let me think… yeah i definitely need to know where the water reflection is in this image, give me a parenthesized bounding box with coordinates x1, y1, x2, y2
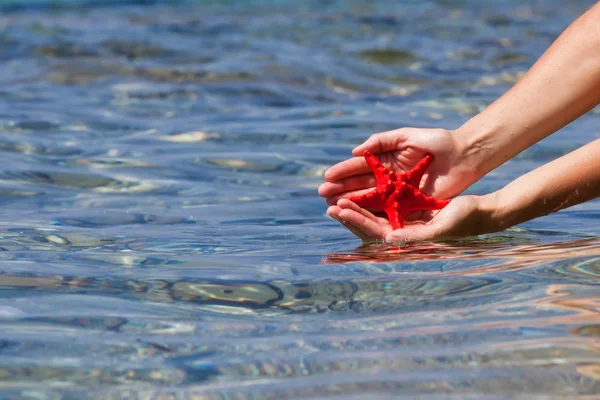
(1, 238, 600, 317)
(324, 236, 600, 273)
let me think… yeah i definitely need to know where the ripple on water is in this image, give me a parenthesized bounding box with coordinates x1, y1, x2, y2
(54, 213, 194, 228)
(357, 48, 419, 65)
(0, 187, 43, 204)
(0, 170, 173, 194)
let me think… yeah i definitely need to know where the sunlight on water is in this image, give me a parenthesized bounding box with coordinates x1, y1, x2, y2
(0, 0, 599, 398)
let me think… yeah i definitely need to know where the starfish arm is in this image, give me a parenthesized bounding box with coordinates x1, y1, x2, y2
(350, 151, 450, 232)
(385, 205, 404, 230)
(405, 188, 451, 211)
(405, 153, 433, 188)
(348, 189, 386, 210)
(363, 150, 397, 187)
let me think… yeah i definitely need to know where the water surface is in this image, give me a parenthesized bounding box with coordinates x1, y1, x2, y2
(1, 0, 600, 398)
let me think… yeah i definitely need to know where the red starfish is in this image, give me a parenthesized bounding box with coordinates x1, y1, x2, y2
(348, 150, 450, 229)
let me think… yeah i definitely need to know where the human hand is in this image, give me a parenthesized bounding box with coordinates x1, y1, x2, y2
(318, 128, 477, 206)
(327, 195, 496, 243)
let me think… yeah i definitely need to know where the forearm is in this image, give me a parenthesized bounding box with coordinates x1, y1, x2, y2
(456, 2, 600, 179)
(483, 139, 600, 230)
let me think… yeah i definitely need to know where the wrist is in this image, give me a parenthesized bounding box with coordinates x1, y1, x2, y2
(478, 190, 516, 233)
(452, 118, 506, 181)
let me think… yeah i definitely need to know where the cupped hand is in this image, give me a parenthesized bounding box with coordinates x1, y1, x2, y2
(318, 128, 477, 206)
(327, 196, 494, 243)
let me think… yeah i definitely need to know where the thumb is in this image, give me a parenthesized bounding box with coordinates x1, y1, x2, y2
(352, 129, 408, 156)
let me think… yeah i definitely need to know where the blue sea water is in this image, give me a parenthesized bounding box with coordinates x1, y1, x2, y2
(0, 0, 599, 398)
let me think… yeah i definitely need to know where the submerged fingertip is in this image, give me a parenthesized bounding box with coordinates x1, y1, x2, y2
(386, 231, 410, 242)
(387, 237, 411, 245)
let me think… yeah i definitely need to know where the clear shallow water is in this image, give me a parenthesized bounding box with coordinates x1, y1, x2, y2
(0, 0, 600, 398)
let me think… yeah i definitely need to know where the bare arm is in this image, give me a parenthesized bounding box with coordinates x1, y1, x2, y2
(320, 3, 600, 207)
(328, 3, 600, 241)
(324, 2, 600, 242)
(487, 139, 600, 230)
(457, 2, 600, 180)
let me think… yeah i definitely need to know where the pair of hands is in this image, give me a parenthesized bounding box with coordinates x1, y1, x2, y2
(319, 128, 493, 242)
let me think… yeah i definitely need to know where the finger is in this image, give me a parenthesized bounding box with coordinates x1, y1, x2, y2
(336, 198, 380, 223)
(338, 208, 387, 239)
(323, 157, 370, 182)
(336, 197, 399, 223)
(352, 129, 408, 156)
(325, 187, 374, 206)
(327, 206, 373, 242)
(318, 173, 376, 198)
(385, 223, 441, 242)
